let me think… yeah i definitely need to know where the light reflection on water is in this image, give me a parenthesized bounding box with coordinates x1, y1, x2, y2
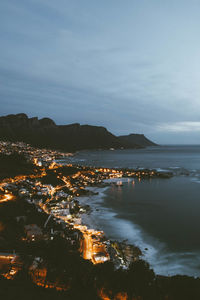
(72, 145, 200, 172)
(80, 177, 200, 276)
(63, 146, 200, 276)
(100, 177, 200, 276)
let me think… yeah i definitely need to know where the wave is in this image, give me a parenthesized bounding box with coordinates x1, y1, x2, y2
(77, 181, 200, 277)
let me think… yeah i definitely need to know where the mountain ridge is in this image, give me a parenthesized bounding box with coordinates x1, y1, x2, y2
(118, 133, 157, 147)
(0, 113, 157, 152)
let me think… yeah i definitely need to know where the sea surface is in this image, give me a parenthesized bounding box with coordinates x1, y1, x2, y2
(60, 145, 200, 276)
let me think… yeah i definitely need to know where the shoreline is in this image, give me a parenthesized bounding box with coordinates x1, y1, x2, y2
(1, 140, 200, 277)
(76, 177, 200, 277)
(1, 160, 200, 276)
(2, 142, 200, 299)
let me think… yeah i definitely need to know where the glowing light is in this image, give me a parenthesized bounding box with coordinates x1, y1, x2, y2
(0, 193, 14, 203)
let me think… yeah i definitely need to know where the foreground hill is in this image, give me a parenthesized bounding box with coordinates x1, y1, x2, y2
(0, 153, 37, 180)
(0, 113, 157, 151)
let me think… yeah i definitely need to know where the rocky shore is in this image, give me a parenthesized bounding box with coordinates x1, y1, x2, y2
(2, 141, 200, 300)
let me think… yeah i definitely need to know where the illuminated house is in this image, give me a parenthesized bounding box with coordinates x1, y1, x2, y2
(24, 224, 43, 241)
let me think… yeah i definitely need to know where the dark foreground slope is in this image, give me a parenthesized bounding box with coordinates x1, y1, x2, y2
(0, 153, 36, 179)
(0, 114, 157, 151)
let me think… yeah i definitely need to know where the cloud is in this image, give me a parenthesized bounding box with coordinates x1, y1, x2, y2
(156, 122, 200, 133)
(1, 0, 200, 143)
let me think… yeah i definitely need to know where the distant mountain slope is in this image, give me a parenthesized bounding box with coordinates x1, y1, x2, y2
(0, 113, 123, 151)
(0, 113, 157, 151)
(119, 133, 157, 147)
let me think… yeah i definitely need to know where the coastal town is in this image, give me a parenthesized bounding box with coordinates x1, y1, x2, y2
(0, 140, 174, 298)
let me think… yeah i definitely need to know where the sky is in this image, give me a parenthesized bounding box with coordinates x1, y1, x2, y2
(1, 0, 200, 144)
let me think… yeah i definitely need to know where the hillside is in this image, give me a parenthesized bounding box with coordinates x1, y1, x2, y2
(119, 133, 157, 147)
(0, 114, 157, 151)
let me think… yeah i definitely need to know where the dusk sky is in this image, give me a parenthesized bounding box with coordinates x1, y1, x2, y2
(1, 0, 200, 144)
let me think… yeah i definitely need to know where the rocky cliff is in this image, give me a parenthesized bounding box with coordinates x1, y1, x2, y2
(118, 133, 157, 147)
(0, 114, 157, 151)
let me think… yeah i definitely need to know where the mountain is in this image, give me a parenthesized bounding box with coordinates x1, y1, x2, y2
(118, 133, 157, 147)
(0, 113, 157, 151)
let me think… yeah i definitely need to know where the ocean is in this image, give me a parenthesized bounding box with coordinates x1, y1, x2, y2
(61, 145, 200, 276)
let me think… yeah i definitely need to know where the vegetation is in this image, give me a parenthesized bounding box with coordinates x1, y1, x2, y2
(1, 196, 200, 300)
(0, 152, 36, 179)
(0, 149, 200, 299)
